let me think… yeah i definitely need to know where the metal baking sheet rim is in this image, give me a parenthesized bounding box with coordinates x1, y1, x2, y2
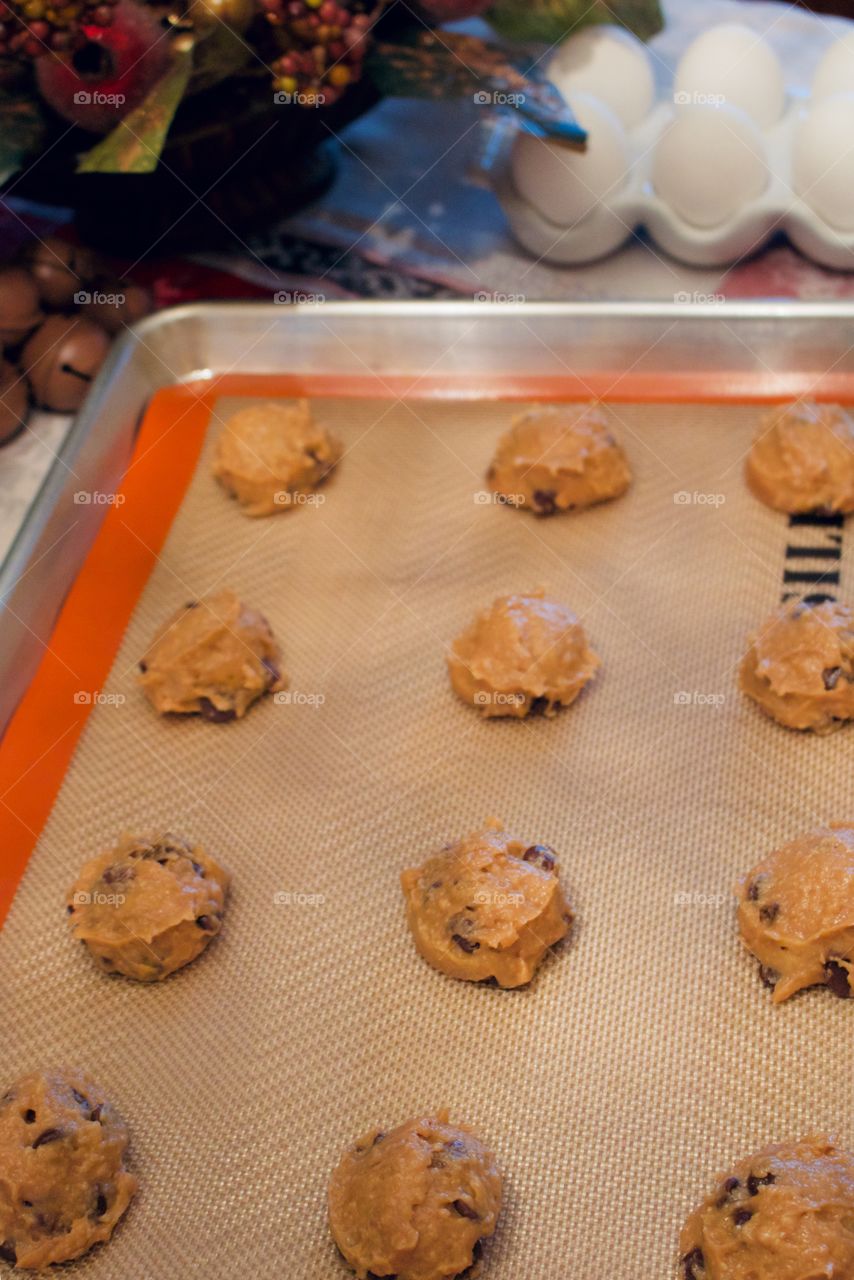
(3, 297, 854, 735)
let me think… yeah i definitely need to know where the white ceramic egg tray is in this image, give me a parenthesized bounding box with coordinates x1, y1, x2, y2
(497, 98, 854, 271)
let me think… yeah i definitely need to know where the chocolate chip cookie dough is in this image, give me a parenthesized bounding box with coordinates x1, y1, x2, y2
(328, 1113, 501, 1280)
(746, 400, 854, 514)
(486, 402, 631, 516)
(679, 1136, 854, 1280)
(67, 832, 230, 981)
(0, 1068, 136, 1270)
(447, 589, 599, 718)
(737, 824, 854, 1003)
(138, 589, 286, 721)
(401, 818, 572, 987)
(212, 400, 341, 517)
(739, 600, 854, 733)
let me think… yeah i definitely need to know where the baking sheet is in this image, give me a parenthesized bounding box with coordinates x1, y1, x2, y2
(0, 411, 74, 565)
(2, 393, 853, 1279)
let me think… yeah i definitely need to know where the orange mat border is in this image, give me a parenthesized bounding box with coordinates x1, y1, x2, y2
(2, 366, 854, 927)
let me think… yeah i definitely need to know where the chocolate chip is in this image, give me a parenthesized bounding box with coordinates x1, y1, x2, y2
(523, 844, 556, 873)
(0, 1243, 16, 1265)
(452, 933, 479, 953)
(747, 879, 761, 902)
(192, 861, 204, 877)
(102, 864, 134, 886)
(138, 660, 147, 673)
(715, 1176, 740, 1207)
(261, 658, 279, 686)
(354, 1131, 385, 1155)
(32, 1128, 63, 1148)
(199, 698, 236, 723)
(71, 1088, 88, 1110)
(532, 488, 558, 515)
(759, 965, 779, 989)
(95, 1193, 107, 1217)
(682, 1248, 705, 1280)
(529, 695, 550, 716)
(185, 601, 198, 609)
(196, 915, 214, 930)
(460, 1240, 483, 1278)
(759, 902, 779, 924)
(825, 959, 851, 999)
(747, 1171, 775, 1196)
(452, 1199, 479, 1220)
(23, 1109, 35, 1123)
(823, 666, 843, 690)
(733, 1208, 753, 1227)
(89, 1105, 102, 1123)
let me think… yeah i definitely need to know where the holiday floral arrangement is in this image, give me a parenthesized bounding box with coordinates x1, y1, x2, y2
(0, 0, 661, 179)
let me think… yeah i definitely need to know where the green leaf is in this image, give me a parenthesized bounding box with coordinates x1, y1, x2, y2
(76, 34, 194, 174)
(367, 29, 585, 143)
(487, 0, 663, 45)
(0, 75, 49, 184)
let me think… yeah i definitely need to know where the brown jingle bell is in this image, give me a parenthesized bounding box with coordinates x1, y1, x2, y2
(21, 315, 111, 413)
(0, 267, 43, 350)
(81, 278, 154, 335)
(25, 237, 99, 310)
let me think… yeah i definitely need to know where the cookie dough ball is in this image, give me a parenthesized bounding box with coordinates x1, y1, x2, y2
(746, 400, 854, 514)
(737, 824, 854, 1003)
(486, 403, 631, 516)
(0, 1068, 137, 1270)
(212, 400, 341, 517)
(739, 600, 854, 733)
(328, 1113, 501, 1280)
(401, 818, 572, 987)
(447, 588, 599, 718)
(138, 589, 286, 721)
(679, 1135, 854, 1280)
(67, 831, 230, 982)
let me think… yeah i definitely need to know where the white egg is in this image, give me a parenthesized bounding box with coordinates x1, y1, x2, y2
(674, 23, 785, 129)
(547, 24, 655, 129)
(652, 104, 768, 228)
(793, 93, 854, 232)
(510, 92, 630, 226)
(813, 32, 854, 101)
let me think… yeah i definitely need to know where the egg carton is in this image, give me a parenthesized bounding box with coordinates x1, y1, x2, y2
(496, 97, 854, 272)
(497, 97, 854, 272)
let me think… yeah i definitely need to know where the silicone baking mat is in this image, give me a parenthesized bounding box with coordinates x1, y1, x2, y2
(2, 388, 853, 1279)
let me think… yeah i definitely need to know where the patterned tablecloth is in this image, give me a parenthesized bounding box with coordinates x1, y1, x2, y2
(1, 0, 853, 561)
